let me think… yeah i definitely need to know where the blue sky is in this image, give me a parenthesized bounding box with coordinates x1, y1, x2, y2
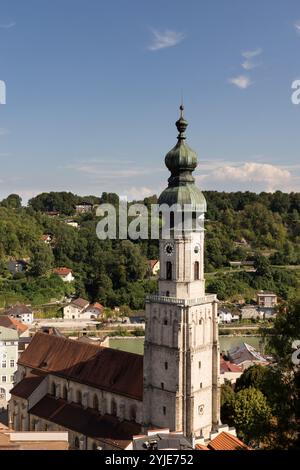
(0, 0, 300, 202)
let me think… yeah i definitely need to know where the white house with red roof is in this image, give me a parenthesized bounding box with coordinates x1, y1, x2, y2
(53, 267, 74, 283)
(63, 298, 104, 320)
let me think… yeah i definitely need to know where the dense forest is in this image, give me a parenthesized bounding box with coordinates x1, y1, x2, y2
(0, 190, 299, 308)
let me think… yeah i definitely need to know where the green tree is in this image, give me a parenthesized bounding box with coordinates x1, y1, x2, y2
(235, 365, 269, 393)
(29, 243, 54, 277)
(1, 194, 22, 209)
(232, 387, 272, 446)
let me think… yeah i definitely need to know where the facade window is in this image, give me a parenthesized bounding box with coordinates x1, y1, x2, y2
(161, 382, 164, 390)
(1, 376, 6, 382)
(166, 291, 170, 297)
(200, 382, 202, 388)
(1, 361, 6, 368)
(10, 359, 15, 368)
(164, 319, 168, 326)
(51, 382, 56, 396)
(163, 406, 166, 415)
(198, 361, 201, 369)
(63, 385, 68, 400)
(166, 262, 172, 280)
(76, 390, 82, 405)
(93, 394, 99, 411)
(74, 437, 80, 450)
(194, 261, 200, 280)
(111, 399, 117, 416)
(164, 362, 168, 370)
(130, 405, 137, 421)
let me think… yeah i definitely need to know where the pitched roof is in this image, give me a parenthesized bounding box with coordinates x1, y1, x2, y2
(54, 267, 73, 276)
(208, 432, 249, 451)
(148, 260, 159, 269)
(18, 333, 143, 401)
(10, 373, 46, 399)
(228, 342, 268, 365)
(220, 357, 243, 373)
(0, 315, 28, 334)
(88, 302, 104, 310)
(71, 298, 89, 309)
(4, 304, 32, 315)
(0, 326, 19, 341)
(30, 395, 140, 449)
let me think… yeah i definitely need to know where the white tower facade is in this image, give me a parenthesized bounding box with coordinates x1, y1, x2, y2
(143, 107, 220, 440)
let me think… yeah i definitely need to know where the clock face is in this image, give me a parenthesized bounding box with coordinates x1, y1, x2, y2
(194, 244, 200, 254)
(164, 243, 174, 256)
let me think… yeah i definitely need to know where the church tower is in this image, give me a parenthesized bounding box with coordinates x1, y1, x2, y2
(143, 106, 220, 440)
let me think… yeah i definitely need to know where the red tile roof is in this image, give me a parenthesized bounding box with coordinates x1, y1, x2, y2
(18, 333, 143, 401)
(10, 374, 46, 399)
(220, 357, 243, 373)
(71, 298, 89, 309)
(54, 267, 72, 276)
(208, 432, 249, 450)
(148, 260, 159, 269)
(0, 316, 28, 334)
(89, 302, 104, 310)
(30, 395, 141, 449)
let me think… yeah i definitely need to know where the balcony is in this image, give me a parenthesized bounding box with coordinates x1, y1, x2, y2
(146, 294, 217, 306)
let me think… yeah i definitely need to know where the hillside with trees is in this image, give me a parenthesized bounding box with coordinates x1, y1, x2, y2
(0, 190, 299, 308)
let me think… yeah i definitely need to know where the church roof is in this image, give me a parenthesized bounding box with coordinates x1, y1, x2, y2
(17, 332, 143, 401)
(29, 395, 141, 449)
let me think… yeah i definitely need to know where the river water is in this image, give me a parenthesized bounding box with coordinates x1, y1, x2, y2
(109, 335, 266, 356)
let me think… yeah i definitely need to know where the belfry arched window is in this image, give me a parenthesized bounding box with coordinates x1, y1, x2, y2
(93, 394, 99, 411)
(63, 385, 68, 400)
(194, 261, 200, 280)
(111, 398, 117, 416)
(76, 390, 82, 405)
(166, 262, 172, 280)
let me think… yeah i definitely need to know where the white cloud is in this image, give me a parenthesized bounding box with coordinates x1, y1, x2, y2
(0, 22, 16, 29)
(242, 60, 257, 70)
(295, 21, 300, 34)
(197, 162, 297, 192)
(241, 48, 263, 59)
(148, 29, 185, 51)
(228, 75, 252, 89)
(241, 48, 262, 70)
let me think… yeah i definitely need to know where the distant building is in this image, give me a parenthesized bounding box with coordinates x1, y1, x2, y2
(219, 356, 243, 384)
(131, 428, 193, 450)
(7, 259, 28, 275)
(65, 220, 79, 228)
(228, 342, 268, 370)
(257, 291, 277, 308)
(53, 267, 74, 283)
(0, 316, 29, 338)
(218, 311, 239, 324)
(75, 202, 93, 214)
(240, 305, 262, 320)
(4, 304, 34, 325)
(0, 424, 69, 450)
(63, 298, 104, 320)
(0, 326, 18, 403)
(229, 261, 242, 269)
(147, 260, 160, 276)
(44, 211, 60, 218)
(196, 430, 250, 450)
(41, 234, 52, 244)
